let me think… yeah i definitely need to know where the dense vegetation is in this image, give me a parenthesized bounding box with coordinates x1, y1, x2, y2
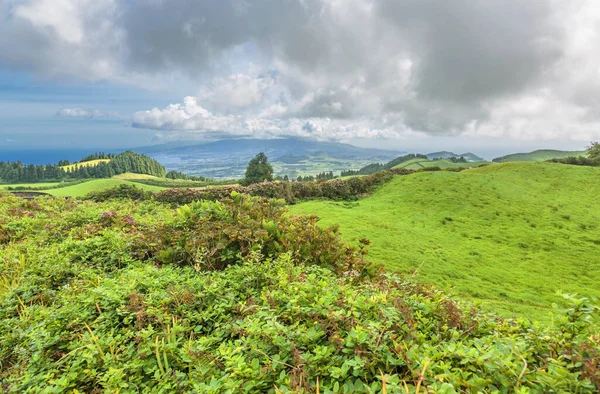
(291, 162, 600, 320)
(0, 193, 599, 392)
(341, 154, 429, 176)
(0, 151, 165, 183)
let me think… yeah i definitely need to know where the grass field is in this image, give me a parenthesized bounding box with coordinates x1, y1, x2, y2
(289, 162, 600, 321)
(60, 159, 110, 170)
(393, 158, 490, 170)
(45, 179, 166, 197)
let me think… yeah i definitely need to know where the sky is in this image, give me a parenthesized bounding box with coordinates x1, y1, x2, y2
(1, 0, 600, 157)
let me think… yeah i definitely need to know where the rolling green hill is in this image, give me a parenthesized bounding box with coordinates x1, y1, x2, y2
(289, 162, 600, 320)
(393, 158, 489, 170)
(492, 149, 586, 163)
(45, 179, 166, 197)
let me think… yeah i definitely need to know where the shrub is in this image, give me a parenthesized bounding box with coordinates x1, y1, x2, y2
(85, 184, 155, 202)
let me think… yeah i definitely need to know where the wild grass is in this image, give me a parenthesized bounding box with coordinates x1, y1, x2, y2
(289, 162, 600, 321)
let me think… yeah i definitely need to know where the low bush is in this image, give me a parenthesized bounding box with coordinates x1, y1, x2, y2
(86, 184, 155, 202)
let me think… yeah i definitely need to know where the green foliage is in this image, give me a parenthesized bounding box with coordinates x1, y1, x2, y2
(86, 184, 154, 202)
(587, 141, 600, 163)
(0, 193, 598, 392)
(243, 152, 274, 185)
(290, 162, 600, 321)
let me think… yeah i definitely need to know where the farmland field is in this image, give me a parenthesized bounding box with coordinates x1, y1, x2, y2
(290, 162, 600, 321)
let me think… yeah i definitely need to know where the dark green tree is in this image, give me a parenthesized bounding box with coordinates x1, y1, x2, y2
(243, 153, 273, 185)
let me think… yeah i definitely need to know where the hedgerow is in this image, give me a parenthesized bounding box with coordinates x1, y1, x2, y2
(86, 168, 416, 205)
(0, 193, 598, 392)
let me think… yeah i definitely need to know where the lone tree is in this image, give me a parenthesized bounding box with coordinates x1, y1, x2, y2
(587, 142, 600, 163)
(243, 152, 273, 185)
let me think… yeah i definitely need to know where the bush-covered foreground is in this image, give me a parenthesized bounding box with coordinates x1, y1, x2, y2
(0, 194, 599, 393)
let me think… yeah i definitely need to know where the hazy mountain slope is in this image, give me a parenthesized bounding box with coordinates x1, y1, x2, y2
(135, 138, 403, 179)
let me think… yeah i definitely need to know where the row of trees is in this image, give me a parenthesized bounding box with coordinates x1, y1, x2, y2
(0, 151, 166, 183)
(165, 170, 207, 182)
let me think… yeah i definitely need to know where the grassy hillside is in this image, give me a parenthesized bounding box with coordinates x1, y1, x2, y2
(45, 179, 166, 197)
(290, 162, 600, 320)
(60, 159, 111, 170)
(493, 149, 586, 163)
(112, 172, 161, 180)
(393, 158, 489, 170)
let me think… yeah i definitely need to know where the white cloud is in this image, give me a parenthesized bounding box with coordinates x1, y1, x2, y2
(3, 0, 600, 143)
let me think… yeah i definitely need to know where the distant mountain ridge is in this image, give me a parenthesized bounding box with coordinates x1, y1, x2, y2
(136, 138, 402, 160)
(492, 149, 586, 163)
(134, 138, 404, 179)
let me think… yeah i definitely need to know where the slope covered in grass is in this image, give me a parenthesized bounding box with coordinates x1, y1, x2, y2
(290, 162, 600, 320)
(393, 158, 489, 170)
(46, 179, 166, 197)
(112, 172, 161, 180)
(60, 159, 111, 170)
(493, 149, 586, 163)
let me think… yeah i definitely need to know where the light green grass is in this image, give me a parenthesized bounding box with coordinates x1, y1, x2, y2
(60, 159, 110, 170)
(289, 162, 600, 321)
(46, 179, 166, 197)
(112, 172, 160, 180)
